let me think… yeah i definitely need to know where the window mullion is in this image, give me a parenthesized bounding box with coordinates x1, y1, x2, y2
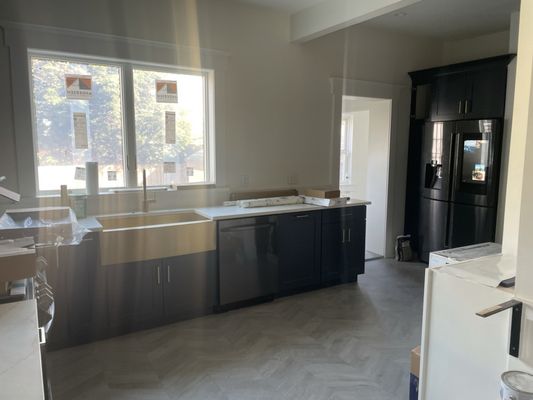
(122, 63, 138, 187)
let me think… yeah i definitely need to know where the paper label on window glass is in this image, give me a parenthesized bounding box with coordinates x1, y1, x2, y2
(74, 167, 86, 181)
(186, 167, 194, 177)
(73, 112, 89, 149)
(65, 74, 92, 100)
(165, 111, 176, 144)
(163, 162, 176, 174)
(156, 80, 178, 103)
(107, 171, 117, 181)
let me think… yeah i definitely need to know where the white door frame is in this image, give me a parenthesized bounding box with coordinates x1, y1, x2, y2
(329, 77, 410, 258)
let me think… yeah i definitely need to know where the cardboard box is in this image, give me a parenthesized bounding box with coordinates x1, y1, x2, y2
(0, 250, 36, 283)
(410, 346, 421, 400)
(302, 188, 341, 199)
(411, 345, 420, 377)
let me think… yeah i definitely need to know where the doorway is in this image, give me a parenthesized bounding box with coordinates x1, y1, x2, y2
(339, 96, 392, 260)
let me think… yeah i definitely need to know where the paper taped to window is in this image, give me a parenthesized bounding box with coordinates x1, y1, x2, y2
(65, 74, 92, 100)
(73, 112, 89, 149)
(156, 80, 178, 103)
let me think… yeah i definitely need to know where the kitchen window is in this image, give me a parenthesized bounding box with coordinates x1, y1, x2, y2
(29, 52, 214, 193)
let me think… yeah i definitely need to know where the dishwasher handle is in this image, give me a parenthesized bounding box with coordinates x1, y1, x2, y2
(219, 223, 274, 233)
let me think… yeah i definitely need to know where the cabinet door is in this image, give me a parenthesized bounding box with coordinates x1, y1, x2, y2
(162, 252, 217, 322)
(44, 234, 106, 349)
(343, 214, 366, 280)
(321, 221, 345, 284)
(58, 235, 106, 345)
(321, 206, 367, 285)
(106, 260, 163, 335)
(278, 212, 321, 295)
(465, 67, 507, 119)
(431, 73, 467, 121)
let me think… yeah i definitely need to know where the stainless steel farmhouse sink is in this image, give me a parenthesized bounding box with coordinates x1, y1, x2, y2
(97, 211, 216, 266)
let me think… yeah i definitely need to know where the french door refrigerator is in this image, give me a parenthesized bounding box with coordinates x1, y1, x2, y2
(418, 119, 502, 263)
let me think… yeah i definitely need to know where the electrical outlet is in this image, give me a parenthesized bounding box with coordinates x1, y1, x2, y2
(240, 174, 249, 187)
(287, 174, 298, 185)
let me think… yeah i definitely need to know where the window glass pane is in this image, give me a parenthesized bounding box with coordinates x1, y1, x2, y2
(462, 138, 490, 184)
(133, 69, 207, 186)
(31, 56, 125, 191)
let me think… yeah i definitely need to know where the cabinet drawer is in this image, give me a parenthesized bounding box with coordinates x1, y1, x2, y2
(322, 206, 366, 224)
(277, 210, 320, 224)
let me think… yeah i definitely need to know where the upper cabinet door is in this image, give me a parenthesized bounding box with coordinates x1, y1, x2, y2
(431, 73, 468, 121)
(464, 67, 507, 119)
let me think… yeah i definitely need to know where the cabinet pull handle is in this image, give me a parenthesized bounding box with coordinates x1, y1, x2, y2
(464, 99, 469, 114)
(458, 100, 463, 114)
(38, 327, 46, 345)
(157, 266, 161, 285)
(167, 265, 171, 283)
(295, 214, 309, 219)
(348, 228, 351, 242)
(342, 228, 345, 243)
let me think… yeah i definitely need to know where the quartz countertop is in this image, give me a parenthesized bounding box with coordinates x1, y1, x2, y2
(0, 299, 44, 400)
(195, 199, 370, 221)
(75, 198, 371, 226)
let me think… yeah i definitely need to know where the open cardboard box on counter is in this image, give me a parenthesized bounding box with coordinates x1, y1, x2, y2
(0, 238, 36, 294)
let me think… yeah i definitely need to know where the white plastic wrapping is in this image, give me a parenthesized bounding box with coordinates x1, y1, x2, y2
(0, 207, 90, 245)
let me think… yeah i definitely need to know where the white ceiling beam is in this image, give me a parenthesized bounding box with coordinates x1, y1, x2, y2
(290, 0, 422, 43)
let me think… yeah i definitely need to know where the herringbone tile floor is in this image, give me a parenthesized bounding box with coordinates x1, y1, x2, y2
(47, 258, 425, 400)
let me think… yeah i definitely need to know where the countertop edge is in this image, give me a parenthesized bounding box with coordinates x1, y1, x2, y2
(77, 200, 371, 227)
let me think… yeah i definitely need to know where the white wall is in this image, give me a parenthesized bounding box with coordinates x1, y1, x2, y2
(441, 30, 511, 65)
(495, 12, 520, 243)
(502, 0, 533, 374)
(0, 0, 444, 216)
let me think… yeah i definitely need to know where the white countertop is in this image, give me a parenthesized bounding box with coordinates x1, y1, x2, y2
(0, 300, 44, 400)
(72, 199, 371, 228)
(434, 253, 515, 289)
(195, 199, 370, 221)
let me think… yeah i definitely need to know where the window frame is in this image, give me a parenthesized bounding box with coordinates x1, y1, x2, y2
(28, 49, 215, 195)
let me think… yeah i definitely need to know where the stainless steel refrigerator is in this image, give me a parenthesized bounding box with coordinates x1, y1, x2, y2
(418, 119, 502, 262)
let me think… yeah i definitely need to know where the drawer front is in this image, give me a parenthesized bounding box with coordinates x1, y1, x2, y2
(322, 205, 366, 224)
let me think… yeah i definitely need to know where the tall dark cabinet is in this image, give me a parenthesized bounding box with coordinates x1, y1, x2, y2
(321, 207, 366, 284)
(404, 55, 514, 262)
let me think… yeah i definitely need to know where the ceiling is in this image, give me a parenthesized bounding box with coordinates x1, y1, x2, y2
(362, 0, 520, 39)
(236, 0, 520, 40)
(236, 0, 323, 14)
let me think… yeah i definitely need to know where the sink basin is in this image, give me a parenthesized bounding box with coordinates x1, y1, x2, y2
(97, 211, 207, 230)
(97, 211, 216, 266)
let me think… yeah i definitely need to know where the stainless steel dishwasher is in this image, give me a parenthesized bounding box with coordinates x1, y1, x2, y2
(218, 216, 279, 308)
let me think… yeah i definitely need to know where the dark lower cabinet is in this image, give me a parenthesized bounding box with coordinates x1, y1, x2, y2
(106, 251, 217, 336)
(162, 252, 217, 322)
(277, 211, 321, 295)
(321, 206, 366, 285)
(44, 233, 107, 350)
(107, 260, 163, 336)
(48, 206, 368, 347)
